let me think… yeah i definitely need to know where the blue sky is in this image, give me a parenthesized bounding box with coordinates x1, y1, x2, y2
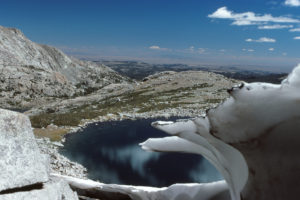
(0, 0, 300, 71)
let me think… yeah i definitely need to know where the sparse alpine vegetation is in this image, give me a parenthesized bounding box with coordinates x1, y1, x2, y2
(29, 70, 236, 129)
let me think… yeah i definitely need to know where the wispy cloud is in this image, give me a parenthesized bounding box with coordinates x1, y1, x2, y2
(294, 36, 300, 39)
(289, 28, 300, 32)
(258, 24, 293, 29)
(284, 0, 300, 7)
(182, 46, 206, 54)
(246, 37, 276, 43)
(267, 1, 279, 5)
(243, 48, 255, 52)
(188, 46, 195, 52)
(197, 48, 206, 54)
(149, 45, 160, 50)
(268, 48, 275, 51)
(208, 7, 300, 26)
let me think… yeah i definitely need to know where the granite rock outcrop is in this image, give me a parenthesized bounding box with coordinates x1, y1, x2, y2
(0, 108, 78, 200)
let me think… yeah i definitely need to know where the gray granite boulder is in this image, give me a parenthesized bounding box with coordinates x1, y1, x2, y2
(0, 108, 49, 192)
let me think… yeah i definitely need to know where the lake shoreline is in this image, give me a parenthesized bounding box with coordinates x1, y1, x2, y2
(34, 110, 204, 182)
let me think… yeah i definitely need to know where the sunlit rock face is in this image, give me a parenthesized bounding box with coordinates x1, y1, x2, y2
(142, 64, 300, 200)
(0, 108, 49, 192)
(0, 25, 128, 108)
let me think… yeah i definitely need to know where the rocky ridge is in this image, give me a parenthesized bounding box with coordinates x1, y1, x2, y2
(0, 26, 129, 109)
(28, 70, 237, 130)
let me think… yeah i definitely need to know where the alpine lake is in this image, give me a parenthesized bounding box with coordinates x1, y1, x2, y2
(60, 117, 223, 187)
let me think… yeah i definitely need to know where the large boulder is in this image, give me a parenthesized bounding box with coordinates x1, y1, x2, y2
(0, 108, 49, 192)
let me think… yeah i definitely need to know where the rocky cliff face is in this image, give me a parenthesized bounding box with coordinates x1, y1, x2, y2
(0, 26, 128, 109)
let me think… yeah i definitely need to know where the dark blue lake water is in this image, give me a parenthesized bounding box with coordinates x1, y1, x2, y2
(60, 118, 222, 187)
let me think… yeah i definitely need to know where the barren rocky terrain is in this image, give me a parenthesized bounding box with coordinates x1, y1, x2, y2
(28, 70, 237, 131)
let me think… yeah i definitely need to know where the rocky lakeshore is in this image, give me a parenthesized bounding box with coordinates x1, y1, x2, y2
(36, 137, 88, 179)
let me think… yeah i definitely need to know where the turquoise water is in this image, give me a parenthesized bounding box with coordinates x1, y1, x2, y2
(60, 118, 222, 187)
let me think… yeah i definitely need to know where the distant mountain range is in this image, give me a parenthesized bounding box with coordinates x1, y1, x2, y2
(99, 60, 287, 84)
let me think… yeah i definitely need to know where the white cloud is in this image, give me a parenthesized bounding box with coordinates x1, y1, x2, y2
(149, 45, 169, 51)
(232, 20, 258, 26)
(208, 7, 300, 26)
(258, 24, 293, 29)
(246, 37, 276, 43)
(294, 36, 300, 39)
(268, 48, 275, 51)
(285, 0, 300, 7)
(149, 45, 161, 50)
(290, 28, 300, 32)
